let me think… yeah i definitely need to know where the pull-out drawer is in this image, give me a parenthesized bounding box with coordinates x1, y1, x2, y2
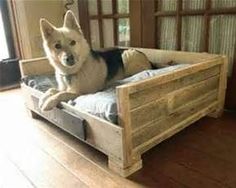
(31, 96, 86, 141)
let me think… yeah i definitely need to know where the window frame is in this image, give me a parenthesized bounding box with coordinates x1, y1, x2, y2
(151, 0, 236, 52)
(78, 0, 130, 48)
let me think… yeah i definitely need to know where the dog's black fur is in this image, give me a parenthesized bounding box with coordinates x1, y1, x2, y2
(91, 48, 125, 81)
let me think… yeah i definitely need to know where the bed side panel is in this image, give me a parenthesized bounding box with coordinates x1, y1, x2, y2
(117, 57, 226, 156)
(21, 84, 125, 162)
(20, 57, 54, 77)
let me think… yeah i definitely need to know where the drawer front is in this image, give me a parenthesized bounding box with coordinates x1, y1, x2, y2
(31, 96, 86, 140)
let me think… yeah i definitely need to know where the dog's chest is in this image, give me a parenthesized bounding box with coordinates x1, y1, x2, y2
(56, 73, 76, 91)
(62, 75, 73, 85)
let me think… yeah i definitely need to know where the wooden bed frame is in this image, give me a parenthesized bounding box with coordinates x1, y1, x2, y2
(20, 48, 228, 177)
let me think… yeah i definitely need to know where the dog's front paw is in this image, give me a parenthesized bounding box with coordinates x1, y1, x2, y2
(40, 98, 58, 112)
(39, 88, 58, 109)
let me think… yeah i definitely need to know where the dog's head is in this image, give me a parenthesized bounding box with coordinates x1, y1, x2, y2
(40, 11, 90, 74)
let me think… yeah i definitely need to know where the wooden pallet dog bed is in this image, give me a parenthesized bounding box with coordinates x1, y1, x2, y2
(20, 48, 228, 177)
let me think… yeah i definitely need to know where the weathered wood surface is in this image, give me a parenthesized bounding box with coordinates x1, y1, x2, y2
(132, 90, 218, 150)
(114, 87, 142, 177)
(119, 63, 220, 111)
(209, 56, 228, 118)
(134, 48, 221, 65)
(19, 57, 54, 77)
(62, 102, 124, 162)
(21, 84, 124, 164)
(118, 58, 222, 95)
(131, 75, 219, 132)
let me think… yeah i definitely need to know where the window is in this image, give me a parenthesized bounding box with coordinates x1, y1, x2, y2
(0, 10, 9, 60)
(153, 0, 236, 75)
(78, 0, 130, 49)
(0, 0, 20, 89)
(0, 0, 15, 60)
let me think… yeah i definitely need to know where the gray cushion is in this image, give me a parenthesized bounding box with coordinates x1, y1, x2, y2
(71, 64, 189, 124)
(22, 74, 57, 92)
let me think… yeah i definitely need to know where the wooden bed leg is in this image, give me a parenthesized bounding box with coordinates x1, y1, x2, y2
(27, 109, 40, 119)
(208, 108, 224, 118)
(209, 57, 228, 119)
(108, 155, 142, 177)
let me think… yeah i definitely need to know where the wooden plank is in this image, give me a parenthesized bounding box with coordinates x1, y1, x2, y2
(176, 0, 183, 50)
(130, 98, 168, 131)
(154, 142, 236, 188)
(19, 57, 53, 77)
(116, 87, 134, 167)
(133, 92, 218, 154)
(168, 75, 219, 112)
(209, 56, 228, 117)
(7, 0, 22, 58)
(155, 0, 160, 49)
(141, 0, 156, 48)
(118, 58, 222, 96)
(154, 7, 236, 16)
(129, 169, 187, 188)
(133, 48, 221, 65)
(61, 102, 124, 162)
(9, 0, 32, 59)
(131, 75, 219, 131)
(129, 65, 220, 108)
(112, 0, 118, 45)
(177, 115, 236, 168)
(90, 14, 129, 19)
(203, 0, 211, 52)
(78, 0, 91, 44)
(130, 0, 142, 47)
(144, 157, 226, 188)
(132, 90, 218, 148)
(97, 0, 104, 48)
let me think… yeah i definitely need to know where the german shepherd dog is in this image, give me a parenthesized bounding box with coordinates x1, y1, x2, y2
(39, 10, 152, 111)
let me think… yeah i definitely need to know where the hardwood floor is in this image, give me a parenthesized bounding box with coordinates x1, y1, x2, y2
(0, 88, 236, 188)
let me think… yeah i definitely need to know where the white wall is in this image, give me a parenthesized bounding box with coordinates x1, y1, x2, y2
(12, 0, 79, 59)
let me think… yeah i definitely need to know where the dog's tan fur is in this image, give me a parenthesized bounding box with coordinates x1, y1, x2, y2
(39, 11, 151, 111)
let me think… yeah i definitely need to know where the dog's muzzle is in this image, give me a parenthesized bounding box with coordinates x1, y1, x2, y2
(63, 54, 75, 66)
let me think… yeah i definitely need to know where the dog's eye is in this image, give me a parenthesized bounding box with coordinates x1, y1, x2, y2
(55, 43, 62, 49)
(70, 40, 76, 46)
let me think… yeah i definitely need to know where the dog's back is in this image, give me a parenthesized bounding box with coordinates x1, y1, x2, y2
(91, 48, 151, 82)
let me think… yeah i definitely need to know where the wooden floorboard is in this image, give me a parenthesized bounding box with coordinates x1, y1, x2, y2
(0, 88, 236, 188)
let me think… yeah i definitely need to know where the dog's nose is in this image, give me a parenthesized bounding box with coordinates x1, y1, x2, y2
(65, 54, 75, 66)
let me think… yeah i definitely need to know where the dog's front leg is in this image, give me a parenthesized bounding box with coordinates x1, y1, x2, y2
(39, 88, 59, 109)
(41, 91, 78, 111)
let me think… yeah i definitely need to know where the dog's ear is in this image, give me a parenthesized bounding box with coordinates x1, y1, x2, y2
(63, 10, 83, 34)
(40, 19, 55, 39)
